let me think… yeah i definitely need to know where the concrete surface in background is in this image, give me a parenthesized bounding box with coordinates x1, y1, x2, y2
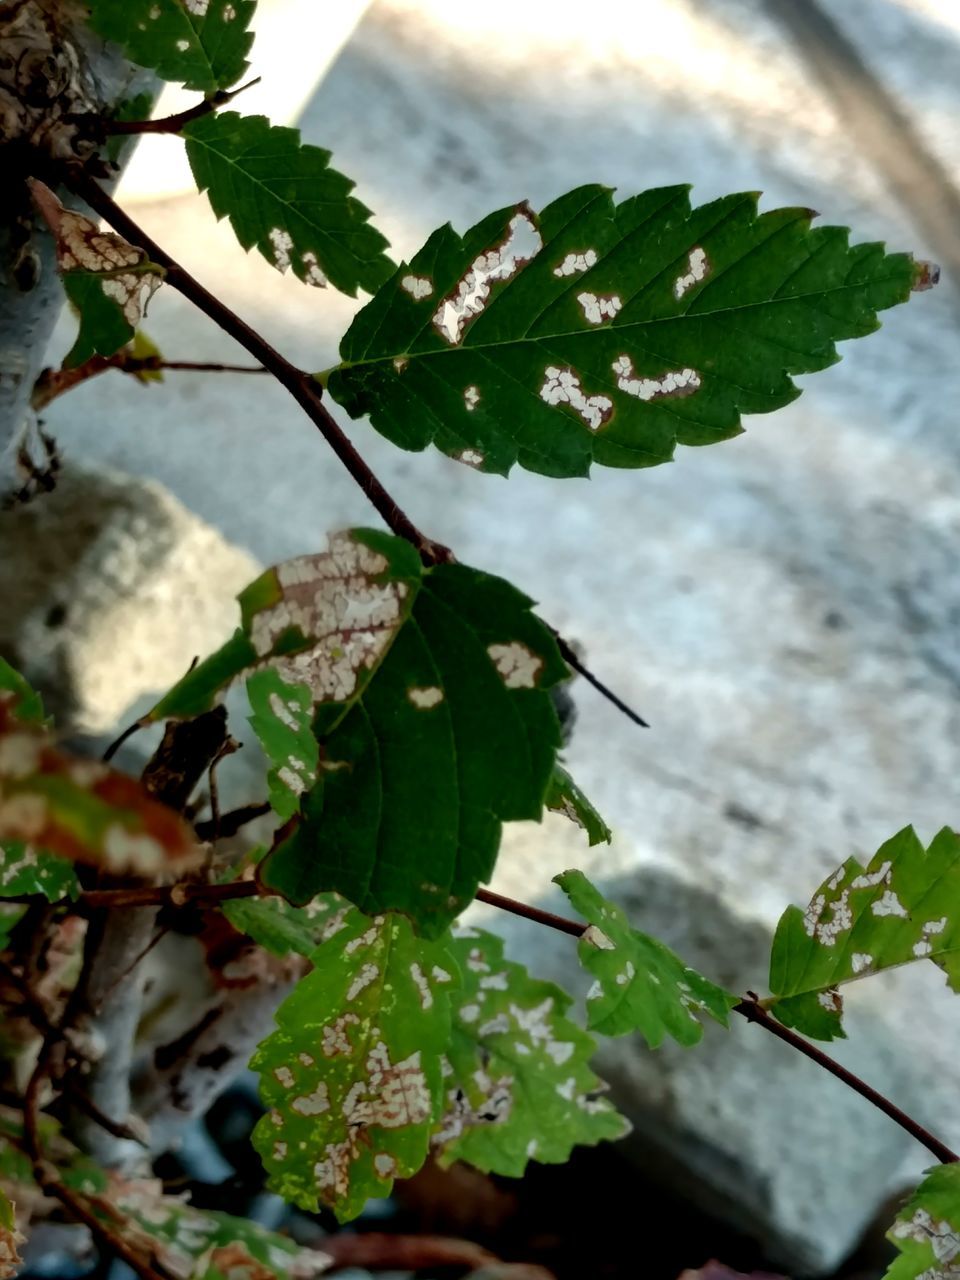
(29, 0, 960, 1269)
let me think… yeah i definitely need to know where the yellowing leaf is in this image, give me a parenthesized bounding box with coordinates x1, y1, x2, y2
(28, 181, 164, 367)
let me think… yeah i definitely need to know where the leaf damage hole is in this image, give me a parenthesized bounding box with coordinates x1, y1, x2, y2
(432, 208, 543, 345)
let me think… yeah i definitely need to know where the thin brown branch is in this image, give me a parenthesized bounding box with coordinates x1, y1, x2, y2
(64, 170, 448, 565)
(32, 352, 266, 410)
(102, 77, 261, 136)
(194, 800, 272, 842)
(733, 995, 958, 1163)
(83, 878, 262, 911)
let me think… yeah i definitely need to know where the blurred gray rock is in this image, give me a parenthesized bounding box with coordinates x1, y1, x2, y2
(0, 464, 260, 734)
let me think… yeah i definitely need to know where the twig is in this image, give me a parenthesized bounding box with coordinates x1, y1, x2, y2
(475, 887, 585, 937)
(32, 352, 266, 410)
(554, 633, 649, 728)
(65, 171, 447, 565)
(194, 800, 272, 842)
(733, 995, 958, 1163)
(102, 77, 261, 136)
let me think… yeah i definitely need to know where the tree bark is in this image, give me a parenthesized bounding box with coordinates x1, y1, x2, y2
(0, 0, 155, 499)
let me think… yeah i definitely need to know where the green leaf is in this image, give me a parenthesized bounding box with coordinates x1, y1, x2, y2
(0, 1185, 23, 1279)
(258, 560, 568, 936)
(86, 0, 256, 95)
(768, 826, 960, 1041)
(0, 697, 199, 878)
(0, 844, 78, 902)
(247, 667, 319, 821)
(884, 1165, 960, 1280)
(129, 328, 165, 383)
(221, 857, 347, 958)
(149, 529, 422, 721)
(0, 656, 49, 728)
(0, 661, 78, 902)
(251, 908, 458, 1220)
(546, 764, 611, 845)
(326, 185, 925, 478)
(183, 112, 395, 297)
(556, 869, 736, 1046)
(435, 926, 629, 1175)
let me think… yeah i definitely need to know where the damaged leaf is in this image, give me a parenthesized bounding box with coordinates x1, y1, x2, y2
(251, 908, 458, 1220)
(221, 854, 347, 959)
(546, 765, 611, 845)
(247, 667, 319, 821)
(258, 559, 568, 936)
(435, 926, 628, 1175)
(768, 826, 960, 1041)
(884, 1164, 960, 1280)
(106, 1177, 332, 1280)
(149, 528, 421, 721)
(28, 181, 163, 367)
(184, 112, 395, 297)
(0, 660, 78, 902)
(556, 870, 736, 1047)
(327, 185, 927, 478)
(86, 0, 256, 95)
(0, 698, 199, 878)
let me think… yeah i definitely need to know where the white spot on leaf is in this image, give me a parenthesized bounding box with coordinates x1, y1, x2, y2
(456, 448, 485, 467)
(292, 1083, 330, 1116)
(464, 385, 480, 411)
(851, 952, 873, 974)
(487, 641, 543, 689)
(583, 925, 615, 951)
(872, 890, 908, 918)
(401, 274, 433, 300)
(673, 246, 710, 299)
(613, 355, 701, 402)
(554, 249, 597, 277)
(408, 686, 444, 709)
(540, 365, 613, 431)
(577, 291, 621, 325)
(269, 227, 294, 272)
(346, 963, 379, 1001)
